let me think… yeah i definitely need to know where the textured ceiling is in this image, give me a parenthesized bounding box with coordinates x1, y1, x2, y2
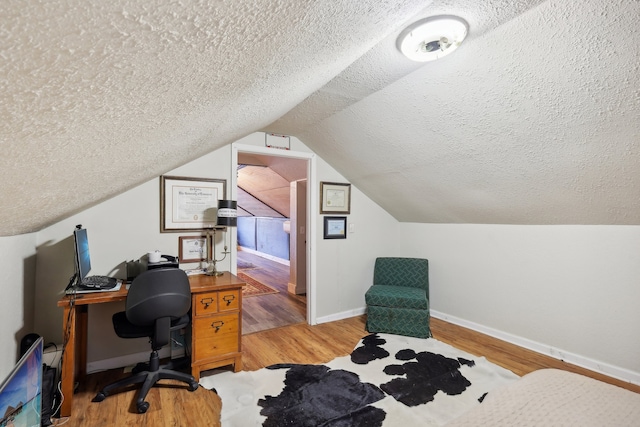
(2, 0, 639, 236)
(0, 0, 428, 236)
(237, 153, 308, 218)
(269, 0, 640, 225)
(237, 165, 292, 218)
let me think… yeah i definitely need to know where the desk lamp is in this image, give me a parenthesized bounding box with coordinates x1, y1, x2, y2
(206, 200, 237, 276)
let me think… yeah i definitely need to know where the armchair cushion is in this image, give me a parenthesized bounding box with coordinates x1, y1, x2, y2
(365, 285, 428, 310)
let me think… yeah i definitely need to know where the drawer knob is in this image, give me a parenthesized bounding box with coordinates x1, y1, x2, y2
(211, 320, 225, 332)
(222, 294, 235, 306)
(200, 297, 215, 309)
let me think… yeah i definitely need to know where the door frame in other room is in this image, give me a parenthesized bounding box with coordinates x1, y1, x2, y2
(231, 142, 317, 325)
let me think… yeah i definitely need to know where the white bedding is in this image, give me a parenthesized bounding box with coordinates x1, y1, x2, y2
(445, 368, 640, 426)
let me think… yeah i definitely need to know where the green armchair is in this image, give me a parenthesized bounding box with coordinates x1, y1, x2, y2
(365, 257, 432, 338)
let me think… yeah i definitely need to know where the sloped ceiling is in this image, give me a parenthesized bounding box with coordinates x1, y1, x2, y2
(2, 0, 639, 236)
(237, 166, 290, 218)
(237, 154, 308, 218)
(267, 0, 640, 225)
(237, 185, 286, 218)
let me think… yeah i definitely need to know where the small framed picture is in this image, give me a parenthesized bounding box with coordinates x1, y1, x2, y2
(320, 182, 351, 214)
(323, 216, 347, 239)
(178, 236, 209, 262)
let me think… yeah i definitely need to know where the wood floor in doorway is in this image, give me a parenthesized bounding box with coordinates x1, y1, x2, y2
(237, 250, 306, 335)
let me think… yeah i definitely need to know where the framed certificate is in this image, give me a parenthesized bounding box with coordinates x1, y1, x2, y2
(178, 236, 209, 263)
(323, 216, 347, 239)
(160, 175, 226, 232)
(320, 182, 351, 214)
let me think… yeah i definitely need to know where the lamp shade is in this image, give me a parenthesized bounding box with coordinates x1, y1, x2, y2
(217, 200, 237, 226)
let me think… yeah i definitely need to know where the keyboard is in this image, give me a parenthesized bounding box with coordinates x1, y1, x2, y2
(79, 275, 119, 290)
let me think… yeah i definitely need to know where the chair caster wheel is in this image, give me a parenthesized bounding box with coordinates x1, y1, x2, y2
(137, 401, 150, 413)
(188, 381, 199, 392)
(92, 392, 107, 402)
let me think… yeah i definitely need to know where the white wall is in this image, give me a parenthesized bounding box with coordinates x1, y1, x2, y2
(233, 133, 400, 323)
(314, 173, 399, 321)
(34, 145, 235, 364)
(398, 223, 640, 381)
(0, 233, 37, 378)
(5, 132, 640, 385)
(31, 133, 398, 369)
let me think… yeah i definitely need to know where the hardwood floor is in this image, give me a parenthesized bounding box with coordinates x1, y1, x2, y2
(237, 249, 307, 335)
(56, 368, 221, 427)
(55, 316, 639, 426)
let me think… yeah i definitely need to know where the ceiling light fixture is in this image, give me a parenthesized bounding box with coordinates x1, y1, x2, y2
(397, 15, 468, 62)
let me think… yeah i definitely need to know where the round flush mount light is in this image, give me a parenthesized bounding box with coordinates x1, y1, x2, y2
(397, 15, 468, 62)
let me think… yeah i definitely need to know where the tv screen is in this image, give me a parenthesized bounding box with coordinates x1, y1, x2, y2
(0, 337, 43, 427)
(73, 227, 91, 281)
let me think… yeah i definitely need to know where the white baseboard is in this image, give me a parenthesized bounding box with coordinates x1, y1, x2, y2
(88, 307, 640, 386)
(86, 349, 167, 374)
(86, 347, 187, 374)
(238, 247, 290, 266)
(316, 307, 366, 325)
(430, 310, 640, 386)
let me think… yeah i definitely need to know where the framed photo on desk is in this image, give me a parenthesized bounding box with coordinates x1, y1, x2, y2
(178, 236, 209, 262)
(160, 175, 226, 232)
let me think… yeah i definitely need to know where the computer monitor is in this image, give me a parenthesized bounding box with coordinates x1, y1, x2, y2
(0, 337, 43, 426)
(73, 226, 91, 282)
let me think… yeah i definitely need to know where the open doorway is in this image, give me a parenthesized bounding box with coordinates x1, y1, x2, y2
(234, 148, 311, 335)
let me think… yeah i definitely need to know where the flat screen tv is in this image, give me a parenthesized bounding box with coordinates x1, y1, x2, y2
(73, 226, 91, 282)
(0, 337, 43, 427)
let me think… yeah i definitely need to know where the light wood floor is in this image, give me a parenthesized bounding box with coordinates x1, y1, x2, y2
(237, 249, 306, 335)
(55, 315, 639, 426)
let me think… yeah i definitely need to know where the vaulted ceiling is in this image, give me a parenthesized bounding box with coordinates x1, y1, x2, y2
(2, 0, 639, 236)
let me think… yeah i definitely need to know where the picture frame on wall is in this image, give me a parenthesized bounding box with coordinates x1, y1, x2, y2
(323, 216, 347, 239)
(160, 175, 226, 232)
(178, 235, 209, 263)
(320, 181, 351, 214)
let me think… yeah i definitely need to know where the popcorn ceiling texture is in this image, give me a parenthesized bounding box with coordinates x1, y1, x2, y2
(274, 0, 640, 226)
(2, 0, 639, 235)
(0, 0, 428, 235)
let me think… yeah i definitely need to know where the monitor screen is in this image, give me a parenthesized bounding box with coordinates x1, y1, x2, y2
(73, 227, 91, 281)
(0, 337, 43, 427)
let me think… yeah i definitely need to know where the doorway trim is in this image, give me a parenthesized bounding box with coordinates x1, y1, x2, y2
(231, 142, 317, 325)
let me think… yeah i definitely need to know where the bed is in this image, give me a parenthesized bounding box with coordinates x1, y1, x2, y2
(446, 368, 640, 426)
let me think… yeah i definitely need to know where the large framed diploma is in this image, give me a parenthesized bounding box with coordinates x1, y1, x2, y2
(160, 175, 226, 232)
(320, 182, 351, 214)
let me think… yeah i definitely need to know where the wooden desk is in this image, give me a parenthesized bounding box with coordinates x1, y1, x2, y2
(57, 271, 245, 417)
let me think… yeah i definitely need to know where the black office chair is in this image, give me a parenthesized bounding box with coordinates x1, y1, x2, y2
(93, 268, 199, 413)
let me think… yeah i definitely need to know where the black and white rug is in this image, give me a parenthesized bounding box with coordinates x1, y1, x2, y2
(199, 333, 519, 426)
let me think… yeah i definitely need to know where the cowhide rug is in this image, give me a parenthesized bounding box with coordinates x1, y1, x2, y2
(199, 333, 519, 426)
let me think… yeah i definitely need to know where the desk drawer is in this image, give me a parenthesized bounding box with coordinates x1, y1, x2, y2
(194, 291, 219, 316)
(218, 290, 240, 312)
(193, 314, 239, 360)
(194, 290, 240, 316)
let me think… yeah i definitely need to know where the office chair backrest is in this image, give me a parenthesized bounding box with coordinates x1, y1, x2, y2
(126, 268, 191, 326)
(373, 257, 429, 289)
